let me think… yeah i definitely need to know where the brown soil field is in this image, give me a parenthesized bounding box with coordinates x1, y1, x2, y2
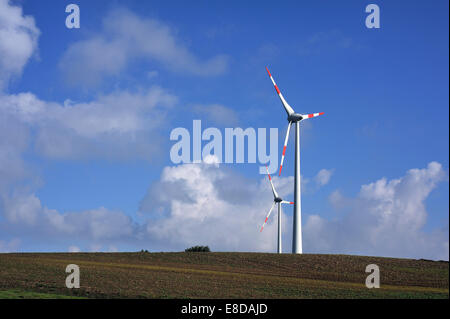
(0, 252, 448, 298)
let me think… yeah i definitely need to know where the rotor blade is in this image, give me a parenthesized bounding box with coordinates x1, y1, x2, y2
(266, 165, 278, 198)
(279, 122, 292, 176)
(260, 202, 276, 232)
(266, 67, 295, 116)
(281, 201, 294, 204)
(301, 112, 324, 120)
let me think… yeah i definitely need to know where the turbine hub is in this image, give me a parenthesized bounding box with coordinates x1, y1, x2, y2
(288, 113, 303, 122)
(274, 197, 283, 203)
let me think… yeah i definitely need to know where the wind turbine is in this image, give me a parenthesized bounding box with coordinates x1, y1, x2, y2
(265, 67, 324, 254)
(260, 166, 293, 254)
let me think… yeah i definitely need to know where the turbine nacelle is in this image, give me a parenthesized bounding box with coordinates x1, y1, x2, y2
(287, 113, 303, 122)
(274, 197, 283, 203)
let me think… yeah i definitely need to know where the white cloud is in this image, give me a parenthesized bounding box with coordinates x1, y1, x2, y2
(304, 162, 449, 260)
(0, 157, 291, 253)
(137, 162, 337, 252)
(299, 168, 334, 193)
(60, 7, 228, 87)
(3, 193, 41, 225)
(0, 0, 40, 89)
(1, 88, 176, 135)
(0, 86, 177, 160)
(314, 168, 334, 186)
(1, 158, 447, 259)
(328, 190, 346, 209)
(0, 111, 29, 193)
(2, 191, 136, 244)
(140, 157, 294, 252)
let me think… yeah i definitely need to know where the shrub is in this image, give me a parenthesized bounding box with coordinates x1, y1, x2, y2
(185, 245, 210, 252)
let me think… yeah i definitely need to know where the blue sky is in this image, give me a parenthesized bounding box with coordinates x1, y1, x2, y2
(0, 0, 448, 259)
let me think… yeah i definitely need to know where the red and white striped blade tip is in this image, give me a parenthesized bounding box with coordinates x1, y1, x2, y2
(306, 112, 325, 118)
(260, 215, 270, 232)
(279, 150, 286, 176)
(260, 224, 266, 232)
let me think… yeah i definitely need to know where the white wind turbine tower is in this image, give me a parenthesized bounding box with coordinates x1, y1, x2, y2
(265, 67, 324, 254)
(260, 166, 293, 254)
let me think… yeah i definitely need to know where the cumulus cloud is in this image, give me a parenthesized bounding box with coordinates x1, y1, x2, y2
(0, 4, 181, 245)
(60, 7, 228, 87)
(1, 191, 137, 245)
(0, 86, 177, 160)
(140, 156, 294, 252)
(137, 161, 338, 252)
(314, 168, 334, 186)
(0, 111, 29, 193)
(0, 156, 293, 253)
(139, 160, 448, 259)
(300, 168, 334, 193)
(0, 0, 40, 89)
(304, 162, 449, 260)
(1, 158, 447, 259)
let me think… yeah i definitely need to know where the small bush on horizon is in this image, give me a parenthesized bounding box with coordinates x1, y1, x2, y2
(185, 246, 211, 252)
